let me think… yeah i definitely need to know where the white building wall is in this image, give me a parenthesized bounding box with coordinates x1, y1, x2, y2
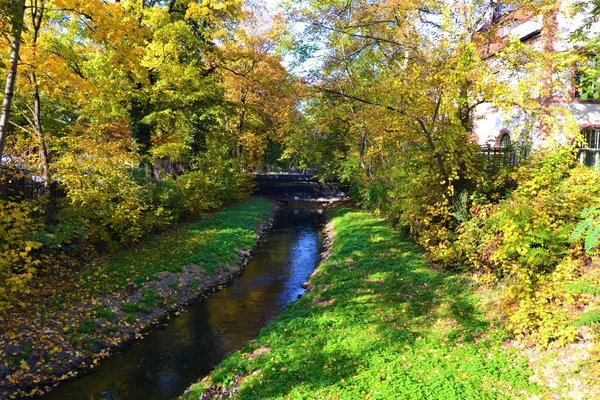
(473, 103, 542, 147)
(563, 103, 600, 127)
(556, 0, 600, 52)
(473, 1, 600, 149)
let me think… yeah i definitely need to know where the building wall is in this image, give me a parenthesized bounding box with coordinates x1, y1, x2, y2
(473, 1, 600, 150)
(472, 103, 523, 146)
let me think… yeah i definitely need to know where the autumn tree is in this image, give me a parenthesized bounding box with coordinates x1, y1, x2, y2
(220, 3, 300, 170)
(281, 0, 491, 240)
(0, 0, 25, 160)
(280, 0, 580, 252)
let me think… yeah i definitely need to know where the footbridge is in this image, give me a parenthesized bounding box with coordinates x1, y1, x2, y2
(253, 173, 348, 201)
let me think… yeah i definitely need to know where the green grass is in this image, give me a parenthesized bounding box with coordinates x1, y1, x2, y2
(182, 208, 541, 400)
(76, 318, 99, 334)
(122, 288, 162, 315)
(77, 198, 273, 295)
(92, 306, 116, 320)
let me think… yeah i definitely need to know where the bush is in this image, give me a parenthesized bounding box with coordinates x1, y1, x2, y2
(454, 150, 600, 346)
(54, 139, 153, 245)
(0, 142, 254, 313)
(54, 139, 187, 246)
(177, 156, 253, 215)
(146, 177, 184, 228)
(0, 201, 44, 314)
(338, 134, 484, 259)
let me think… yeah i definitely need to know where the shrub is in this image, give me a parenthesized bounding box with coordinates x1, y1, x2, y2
(454, 150, 600, 346)
(338, 135, 484, 260)
(35, 207, 88, 253)
(146, 177, 184, 228)
(54, 139, 187, 246)
(177, 157, 253, 215)
(571, 206, 600, 254)
(569, 210, 600, 330)
(54, 139, 152, 245)
(0, 200, 44, 314)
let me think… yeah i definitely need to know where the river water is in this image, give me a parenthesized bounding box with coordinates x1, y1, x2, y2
(42, 201, 324, 400)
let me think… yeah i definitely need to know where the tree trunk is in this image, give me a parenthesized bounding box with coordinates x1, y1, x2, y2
(235, 87, 249, 158)
(30, 0, 50, 195)
(0, 0, 26, 161)
(359, 107, 371, 176)
(359, 108, 366, 166)
(538, 1, 560, 138)
(31, 71, 49, 191)
(131, 99, 155, 177)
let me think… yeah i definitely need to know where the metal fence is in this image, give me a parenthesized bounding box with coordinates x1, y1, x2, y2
(0, 166, 62, 202)
(153, 159, 189, 179)
(1, 166, 41, 200)
(479, 144, 518, 172)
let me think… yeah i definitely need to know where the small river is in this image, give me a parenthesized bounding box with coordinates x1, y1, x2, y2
(42, 201, 324, 400)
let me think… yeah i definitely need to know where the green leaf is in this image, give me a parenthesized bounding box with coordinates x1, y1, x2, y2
(584, 226, 600, 253)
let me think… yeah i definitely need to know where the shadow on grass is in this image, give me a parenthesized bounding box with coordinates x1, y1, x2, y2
(185, 208, 538, 400)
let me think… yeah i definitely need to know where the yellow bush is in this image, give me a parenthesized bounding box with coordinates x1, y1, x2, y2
(456, 151, 600, 346)
(177, 157, 252, 215)
(54, 138, 151, 244)
(0, 201, 43, 314)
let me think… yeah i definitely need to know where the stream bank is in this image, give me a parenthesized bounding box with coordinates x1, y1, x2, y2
(182, 206, 542, 400)
(0, 199, 276, 399)
(39, 201, 326, 400)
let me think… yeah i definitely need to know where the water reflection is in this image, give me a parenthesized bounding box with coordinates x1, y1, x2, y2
(41, 201, 323, 400)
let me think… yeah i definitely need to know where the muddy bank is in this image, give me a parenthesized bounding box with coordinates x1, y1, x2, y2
(0, 201, 279, 399)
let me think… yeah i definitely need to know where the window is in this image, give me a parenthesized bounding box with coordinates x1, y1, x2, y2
(500, 133, 511, 148)
(499, 133, 516, 164)
(492, 3, 517, 23)
(580, 128, 600, 167)
(584, 128, 600, 149)
(575, 56, 600, 100)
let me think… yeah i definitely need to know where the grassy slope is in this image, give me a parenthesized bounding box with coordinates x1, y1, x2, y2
(183, 208, 541, 400)
(1, 198, 275, 398)
(73, 198, 274, 297)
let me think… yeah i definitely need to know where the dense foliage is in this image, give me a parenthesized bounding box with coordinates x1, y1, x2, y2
(275, 0, 599, 347)
(452, 150, 599, 346)
(1, 0, 599, 355)
(0, 200, 42, 310)
(1, 0, 599, 397)
(0, 199, 274, 397)
(0, 0, 298, 312)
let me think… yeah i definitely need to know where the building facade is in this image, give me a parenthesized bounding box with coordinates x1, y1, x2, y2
(472, 1, 600, 166)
